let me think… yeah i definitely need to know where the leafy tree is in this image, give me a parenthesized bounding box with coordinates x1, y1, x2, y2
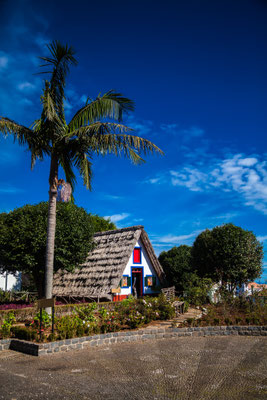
(159, 245, 213, 304)
(183, 274, 213, 306)
(158, 245, 193, 293)
(0, 202, 115, 296)
(0, 41, 163, 301)
(191, 223, 263, 291)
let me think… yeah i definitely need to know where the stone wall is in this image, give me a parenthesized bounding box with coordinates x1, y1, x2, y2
(1, 325, 266, 356)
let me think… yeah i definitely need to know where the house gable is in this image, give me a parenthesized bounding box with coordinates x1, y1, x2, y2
(118, 238, 161, 299)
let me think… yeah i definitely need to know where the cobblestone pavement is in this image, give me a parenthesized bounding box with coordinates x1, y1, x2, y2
(0, 336, 266, 400)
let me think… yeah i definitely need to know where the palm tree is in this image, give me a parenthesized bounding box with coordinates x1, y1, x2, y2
(0, 41, 163, 301)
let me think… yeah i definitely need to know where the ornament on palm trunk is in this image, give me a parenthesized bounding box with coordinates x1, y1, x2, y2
(57, 179, 72, 202)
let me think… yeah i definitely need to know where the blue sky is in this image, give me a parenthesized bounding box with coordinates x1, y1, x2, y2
(0, 0, 266, 282)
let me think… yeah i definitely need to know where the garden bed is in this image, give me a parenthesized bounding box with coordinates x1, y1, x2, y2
(181, 297, 267, 328)
(0, 295, 175, 343)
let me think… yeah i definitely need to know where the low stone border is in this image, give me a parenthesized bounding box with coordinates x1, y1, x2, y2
(1, 325, 266, 356)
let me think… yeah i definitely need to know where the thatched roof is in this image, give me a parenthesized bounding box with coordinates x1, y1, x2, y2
(53, 225, 165, 300)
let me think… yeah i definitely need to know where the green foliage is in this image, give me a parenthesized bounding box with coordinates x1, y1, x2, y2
(56, 315, 81, 340)
(74, 303, 97, 322)
(0, 289, 11, 303)
(0, 311, 16, 338)
(11, 326, 37, 341)
(0, 202, 115, 296)
(159, 245, 193, 293)
(183, 275, 213, 306)
(33, 310, 51, 328)
(156, 293, 175, 320)
(192, 223, 263, 290)
(89, 214, 116, 232)
(197, 293, 267, 327)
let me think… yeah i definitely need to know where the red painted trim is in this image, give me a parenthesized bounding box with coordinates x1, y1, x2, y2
(133, 248, 141, 263)
(112, 294, 128, 302)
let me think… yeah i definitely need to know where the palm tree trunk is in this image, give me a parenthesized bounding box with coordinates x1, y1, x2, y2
(44, 153, 58, 303)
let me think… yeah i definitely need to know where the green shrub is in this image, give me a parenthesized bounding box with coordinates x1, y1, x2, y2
(224, 317, 232, 325)
(56, 315, 81, 339)
(47, 333, 56, 342)
(156, 294, 175, 320)
(74, 303, 97, 322)
(183, 301, 189, 313)
(213, 318, 220, 325)
(0, 311, 16, 338)
(11, 326, 37, 341)
(32, 310, 51, 329)
(186, 318, 194, 326)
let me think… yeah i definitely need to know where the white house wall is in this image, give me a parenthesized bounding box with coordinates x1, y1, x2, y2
(120, 238, 160, 296)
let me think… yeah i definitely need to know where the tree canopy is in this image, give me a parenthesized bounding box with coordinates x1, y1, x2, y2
(0, 202, 115, 296)
(158, 245, 193, 293)
(191, 223, 263, 290)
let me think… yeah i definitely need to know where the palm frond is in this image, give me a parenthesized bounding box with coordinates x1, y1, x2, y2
(40, 81, 65, 134)
(75, 153, 92, 190)
(0, 117, 32, 144)
(39, 40, 77, 120)
(67, 122, 163, 160)
(68, 91, 135, 131)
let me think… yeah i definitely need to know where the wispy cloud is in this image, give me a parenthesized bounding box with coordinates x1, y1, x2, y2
(170, 153, 267, 214)
(104, 194, 123, 200)
(126, 115, 153, 136)
(170, 168, 207, 192)
(0, 185, 24, 194)
(152, 230, 202, 247)
(104, 213, 130, 223)
(17, 81, 36, 92)
(257, 235, 267, 242)
(160, 124, 204, 141)
(0, 52, 9, 69)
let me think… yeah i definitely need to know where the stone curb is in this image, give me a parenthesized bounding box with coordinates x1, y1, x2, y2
(1, 325, 266, 356)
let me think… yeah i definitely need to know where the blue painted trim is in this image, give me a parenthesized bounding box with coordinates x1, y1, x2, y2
(121, 275, 130, 288)
(133, 247, 142, 264)
(131, 266, 144, 297)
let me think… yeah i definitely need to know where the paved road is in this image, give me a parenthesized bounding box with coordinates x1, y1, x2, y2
(0, 336, 266, 400)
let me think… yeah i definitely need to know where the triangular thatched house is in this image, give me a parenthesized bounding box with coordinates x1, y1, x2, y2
(53, 225, 166, 301)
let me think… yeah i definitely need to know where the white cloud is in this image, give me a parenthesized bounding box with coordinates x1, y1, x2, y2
(170, 153, 267, 214)
(148, 177, 161, 184)
(126, 116, 153, 136)
(104, 213, 130, 223)
(104, 194, 123, 200)
(17, 82, 36, 92)
(257, 235, 267, 242)
(237, 157, 258, 167)
(160, 124, 204, 140)
(19, 98, 33, 106)
(0, 55, 9, 69)
(152, 230, 202, 246)
(80, 95, 87, 104)
(0, 185, 23, 194)
(170, 168, 207, 192)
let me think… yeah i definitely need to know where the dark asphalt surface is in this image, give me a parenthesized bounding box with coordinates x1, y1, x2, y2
(0, 336, 266, 400)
